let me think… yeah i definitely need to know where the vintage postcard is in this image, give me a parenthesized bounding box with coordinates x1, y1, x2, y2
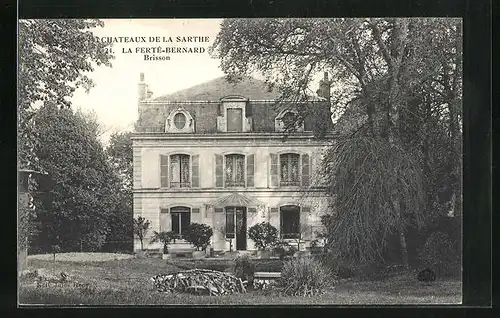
(18, 18, 463, 305)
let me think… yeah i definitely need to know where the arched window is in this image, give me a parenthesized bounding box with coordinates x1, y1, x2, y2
(170, 206, 191, 238)
(225, 154, 245, 187)
(280, 205, 300, 239)
(280, 153, 300, 186)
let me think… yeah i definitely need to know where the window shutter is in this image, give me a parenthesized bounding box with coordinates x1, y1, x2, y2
(246, 154, 255, 187)
(301, 153, 310, 187)
(160, 155, 169, 188)
(270, 153, 278, 187)
(142, 151, 160, 188)
(300, 206, 312, 240)
(159, 208, 169, 232)
(215, 154, 223, 188)
(270, 207, 279, 230)
(191, 155, 199, 187)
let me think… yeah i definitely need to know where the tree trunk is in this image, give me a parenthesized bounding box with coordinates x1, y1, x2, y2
(399, 229, 410, 269)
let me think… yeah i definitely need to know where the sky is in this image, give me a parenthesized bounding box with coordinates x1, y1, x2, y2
(71, 19, 226, 143)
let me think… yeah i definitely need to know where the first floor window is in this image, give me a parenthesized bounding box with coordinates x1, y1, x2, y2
(280, 205, 300, 239)
(225, 154, 245, 187)
(280, 153, 300, 186)
(170, 154, 190, 187)
(170, 206, 191, 238)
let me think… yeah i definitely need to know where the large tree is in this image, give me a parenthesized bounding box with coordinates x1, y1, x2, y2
(31, 104, 119, 252)
(104, 132, 134, 252)
(18, 19, 113, 255)
(18, 19, 113, 171)
(211, 18, 462, 269)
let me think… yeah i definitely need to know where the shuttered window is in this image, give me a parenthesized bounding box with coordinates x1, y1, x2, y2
(225, 154, 245, 187)
(280, 153, 300, 186)
(170, 154, 190, 188)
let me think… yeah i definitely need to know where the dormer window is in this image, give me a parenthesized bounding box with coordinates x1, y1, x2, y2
(275, 110, 304, 132)
(173, 113, 187, 129)
(165, 108, 195, 133)
(217, 96, 252, 132)
(227, 108, 243, 132)
(282, 112, 295, 127)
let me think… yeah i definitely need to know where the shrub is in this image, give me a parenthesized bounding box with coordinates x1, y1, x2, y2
(272, 241, 297, 260)
(231, 255, 255, 281)
(183, 223, 213, 251)
(254, 259, 284, 272)
(149, 231, 177, 253)
(276, 257, 332, 296)
(419, 231, 460, 277)
(248, 222, 278, 250)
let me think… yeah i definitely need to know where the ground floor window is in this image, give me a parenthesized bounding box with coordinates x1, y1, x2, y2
(280, 205, 300, 239)
(170, 206, 191, 238)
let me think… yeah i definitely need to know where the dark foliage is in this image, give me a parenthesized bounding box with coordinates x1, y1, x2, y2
(183, 223, 213, 251)
(419, 231, 460, 277)
(248, 222, 279, 250)
(417, 268, 436, 282)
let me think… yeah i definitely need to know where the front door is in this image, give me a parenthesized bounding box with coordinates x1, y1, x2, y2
(235, 207, 247, 250)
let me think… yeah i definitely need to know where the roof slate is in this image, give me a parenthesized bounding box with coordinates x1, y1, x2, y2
(153, 76, 282, 102)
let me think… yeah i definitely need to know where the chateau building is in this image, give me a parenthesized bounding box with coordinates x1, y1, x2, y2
(132, 73, 335, 252)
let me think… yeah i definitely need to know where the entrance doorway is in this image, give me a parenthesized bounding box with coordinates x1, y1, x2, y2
(225, 206, 247, 250)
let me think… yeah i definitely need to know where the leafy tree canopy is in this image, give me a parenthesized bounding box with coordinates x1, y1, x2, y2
(31, 104, 120, 252)
(18, 19, 114, 171)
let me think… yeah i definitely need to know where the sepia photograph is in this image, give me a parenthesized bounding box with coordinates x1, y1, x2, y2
(18, 18, 463, 305)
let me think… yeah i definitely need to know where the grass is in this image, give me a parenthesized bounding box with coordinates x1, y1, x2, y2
(19, 253, 462, 305)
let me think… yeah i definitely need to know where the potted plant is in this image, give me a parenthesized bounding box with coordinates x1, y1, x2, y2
(133, 216, 151, 257)
(184, 223, 213, 259)
(218, 226, 238, 258)
(150, 231, 177, 260)
(248, 222, 278, 259)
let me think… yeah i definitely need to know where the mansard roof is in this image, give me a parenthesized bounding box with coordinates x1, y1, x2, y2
(137, 75, 334, 134)
(153, 76, 282, 102)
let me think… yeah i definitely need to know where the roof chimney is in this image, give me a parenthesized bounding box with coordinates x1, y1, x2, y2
(138, 72, 146, 102)
(317, 71, 332, 101)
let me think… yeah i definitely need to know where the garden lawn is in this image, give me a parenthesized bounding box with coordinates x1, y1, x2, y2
(19, 254, 462, 305)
